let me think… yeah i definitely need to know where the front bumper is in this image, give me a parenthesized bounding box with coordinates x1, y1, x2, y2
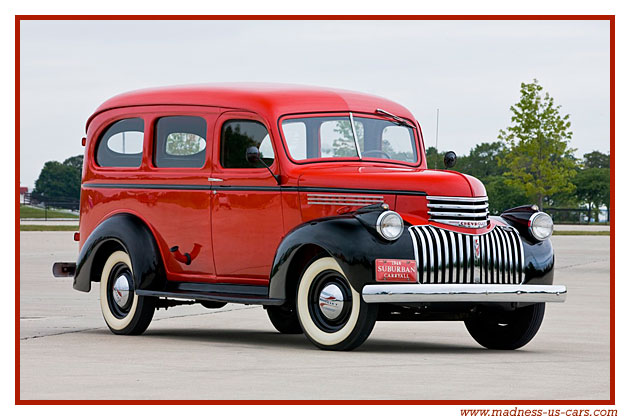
(362, 283, 567, 304)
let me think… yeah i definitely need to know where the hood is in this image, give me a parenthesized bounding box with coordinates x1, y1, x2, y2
(297, 165, 487, 197)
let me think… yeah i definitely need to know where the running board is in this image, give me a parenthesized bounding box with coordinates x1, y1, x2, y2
(135, 283, 284, 306)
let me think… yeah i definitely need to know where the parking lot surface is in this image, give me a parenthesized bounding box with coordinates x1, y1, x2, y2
(19, 232, 611, 400)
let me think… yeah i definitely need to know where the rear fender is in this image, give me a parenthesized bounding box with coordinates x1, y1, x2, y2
(73, 213, 165, 292)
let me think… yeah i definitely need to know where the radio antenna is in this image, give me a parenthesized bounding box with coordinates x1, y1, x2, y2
(434, 108, 440, 169)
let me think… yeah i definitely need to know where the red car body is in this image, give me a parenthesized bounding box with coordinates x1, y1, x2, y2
(53, 84, 565, 351)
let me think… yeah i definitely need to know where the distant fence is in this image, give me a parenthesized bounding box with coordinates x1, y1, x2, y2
(21, 192, 80, 220)
(546, 208, 609, 224)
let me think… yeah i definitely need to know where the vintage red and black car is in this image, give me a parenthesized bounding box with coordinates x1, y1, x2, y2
(53, 84, 566, 351)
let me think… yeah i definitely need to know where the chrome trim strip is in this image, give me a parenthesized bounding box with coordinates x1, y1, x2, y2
(415, 228, 428, 283)
(308, 195, 384, 200)
(438, 229, 449, 283)
(457, 233, 464, 283)
(499, 228, 513, 284)
(362, 284, 567, 303)
(427, 203, 489, 210)
(428, 211, 489, 218)
(433, 220, 489, 229)
(409, 227, 420, 283)
(308, 201, 383, 206)
(465, 235, 472, 283)
(426, 195, 488, 202)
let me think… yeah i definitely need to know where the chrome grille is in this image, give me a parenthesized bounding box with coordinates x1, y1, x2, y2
(307, 193, 383, 206)
(409, 225, 524, 284)
(427, 195, 489, 228)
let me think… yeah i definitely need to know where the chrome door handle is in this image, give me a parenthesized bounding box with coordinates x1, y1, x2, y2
(208, 178, 223, 182)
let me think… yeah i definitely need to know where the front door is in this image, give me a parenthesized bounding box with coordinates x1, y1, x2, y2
(210, 112, 284, 285)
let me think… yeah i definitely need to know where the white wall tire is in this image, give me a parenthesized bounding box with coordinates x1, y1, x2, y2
(296, 256, 377, 350)
(100, 250, 155, 335)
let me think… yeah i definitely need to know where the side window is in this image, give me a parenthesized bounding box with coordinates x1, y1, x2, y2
(221, 120, 274, 169)
(96, 118, 144, 167)
(154, 116, 207, 168)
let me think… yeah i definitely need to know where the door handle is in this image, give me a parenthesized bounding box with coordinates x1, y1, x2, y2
(207, 177, 223, 182)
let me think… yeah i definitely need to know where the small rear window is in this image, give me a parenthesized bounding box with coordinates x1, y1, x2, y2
(154, 116, 207, 168)
(95, 118, 144, 168)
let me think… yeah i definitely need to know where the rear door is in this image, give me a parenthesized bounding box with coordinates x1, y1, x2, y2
(142, 106, 219, 281)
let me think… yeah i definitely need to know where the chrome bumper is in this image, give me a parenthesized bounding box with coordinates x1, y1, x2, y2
(362, 284, 567, 304)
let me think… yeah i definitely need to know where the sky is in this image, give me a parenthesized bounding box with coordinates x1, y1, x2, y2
(19, 19, 610, 189)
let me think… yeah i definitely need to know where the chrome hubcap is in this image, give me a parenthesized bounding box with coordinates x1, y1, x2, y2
(318, 284, 345, 320)
(112, 275, 131, 308)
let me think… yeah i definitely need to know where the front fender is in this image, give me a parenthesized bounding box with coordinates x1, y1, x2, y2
(73, 213, 165, 293)
(492, 215, 555, 285)
(269, 213, 415, 300)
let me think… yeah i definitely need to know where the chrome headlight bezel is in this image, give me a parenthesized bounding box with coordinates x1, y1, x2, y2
(528, 212, 554, 241)
(376, 210, 404, 241)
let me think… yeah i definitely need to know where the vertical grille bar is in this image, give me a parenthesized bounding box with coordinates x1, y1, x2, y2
(438, 229, 449, 283)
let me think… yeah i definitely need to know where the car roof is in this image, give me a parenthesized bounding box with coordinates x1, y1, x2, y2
(87, 83, 417, 130)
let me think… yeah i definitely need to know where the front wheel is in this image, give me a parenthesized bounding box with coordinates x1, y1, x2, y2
(296, 256, 377, 351)
(465, 303, 546, 350)
(100, 250, 155, 335)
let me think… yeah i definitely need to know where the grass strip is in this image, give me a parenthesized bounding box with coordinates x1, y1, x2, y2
(553, 230, 610, 236)
(20, 205, 79, 219)
(20, 225, 79, 231)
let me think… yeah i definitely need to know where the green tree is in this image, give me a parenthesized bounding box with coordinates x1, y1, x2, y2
(62, 154, 84, 171)
(582, 151, 610, 169)
(457, 142, 506, 180)
(33, 160, 81, 200)
(574, 166, 610, 222)
(498, 80, 577, 209)
(424, 146, 440, 169)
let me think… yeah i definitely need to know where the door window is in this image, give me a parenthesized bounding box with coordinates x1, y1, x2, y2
(220, 120, 274, 169)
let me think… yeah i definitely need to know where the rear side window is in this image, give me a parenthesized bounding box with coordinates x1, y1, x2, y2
(154, 116, 207, 168)
(220, 120, 274, 169)
(96, 118, 144, 167)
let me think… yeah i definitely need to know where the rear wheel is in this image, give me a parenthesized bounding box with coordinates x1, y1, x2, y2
(266, 305, 302, 334)
(465, 303, 545, 350)
(296, 256, 377, 351)
(99, 250, 155, 335)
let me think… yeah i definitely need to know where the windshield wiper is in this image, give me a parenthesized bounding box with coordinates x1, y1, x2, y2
(375, 108, 414, 128)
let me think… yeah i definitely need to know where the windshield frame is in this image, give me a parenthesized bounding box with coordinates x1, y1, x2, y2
(277, 111, 423, 167)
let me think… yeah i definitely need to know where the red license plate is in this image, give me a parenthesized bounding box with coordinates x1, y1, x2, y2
(375, 259, 418, 283)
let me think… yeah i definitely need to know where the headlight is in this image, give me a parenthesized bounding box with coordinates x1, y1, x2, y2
(376, 211, 404, 241)
(528, 212, 553, 241)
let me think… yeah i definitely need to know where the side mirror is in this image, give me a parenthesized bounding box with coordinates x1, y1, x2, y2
(246, 146, 261, 164)
(444, 151, 457, 169)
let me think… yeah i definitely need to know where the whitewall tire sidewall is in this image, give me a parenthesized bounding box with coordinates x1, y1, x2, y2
(100, 250, 139, 331)
(296, 257, 361, 347)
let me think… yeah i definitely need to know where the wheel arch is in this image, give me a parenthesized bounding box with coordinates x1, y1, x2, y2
(73, 213, 166, 293)
(268, 215, 415, 301)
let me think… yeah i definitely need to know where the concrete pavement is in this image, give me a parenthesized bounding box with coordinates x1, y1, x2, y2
(19, 232, 610, 400)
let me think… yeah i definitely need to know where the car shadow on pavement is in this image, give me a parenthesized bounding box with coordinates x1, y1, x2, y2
(84, 327, 518, 354)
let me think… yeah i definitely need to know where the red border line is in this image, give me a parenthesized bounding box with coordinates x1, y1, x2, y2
(15, 14, 615, 406)
(608, 15, 615, 405)
(15, 14, 614, 21)
(15, 15, 21, 406)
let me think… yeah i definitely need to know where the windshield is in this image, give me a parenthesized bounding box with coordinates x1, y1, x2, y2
(281, 114, 419, 164)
